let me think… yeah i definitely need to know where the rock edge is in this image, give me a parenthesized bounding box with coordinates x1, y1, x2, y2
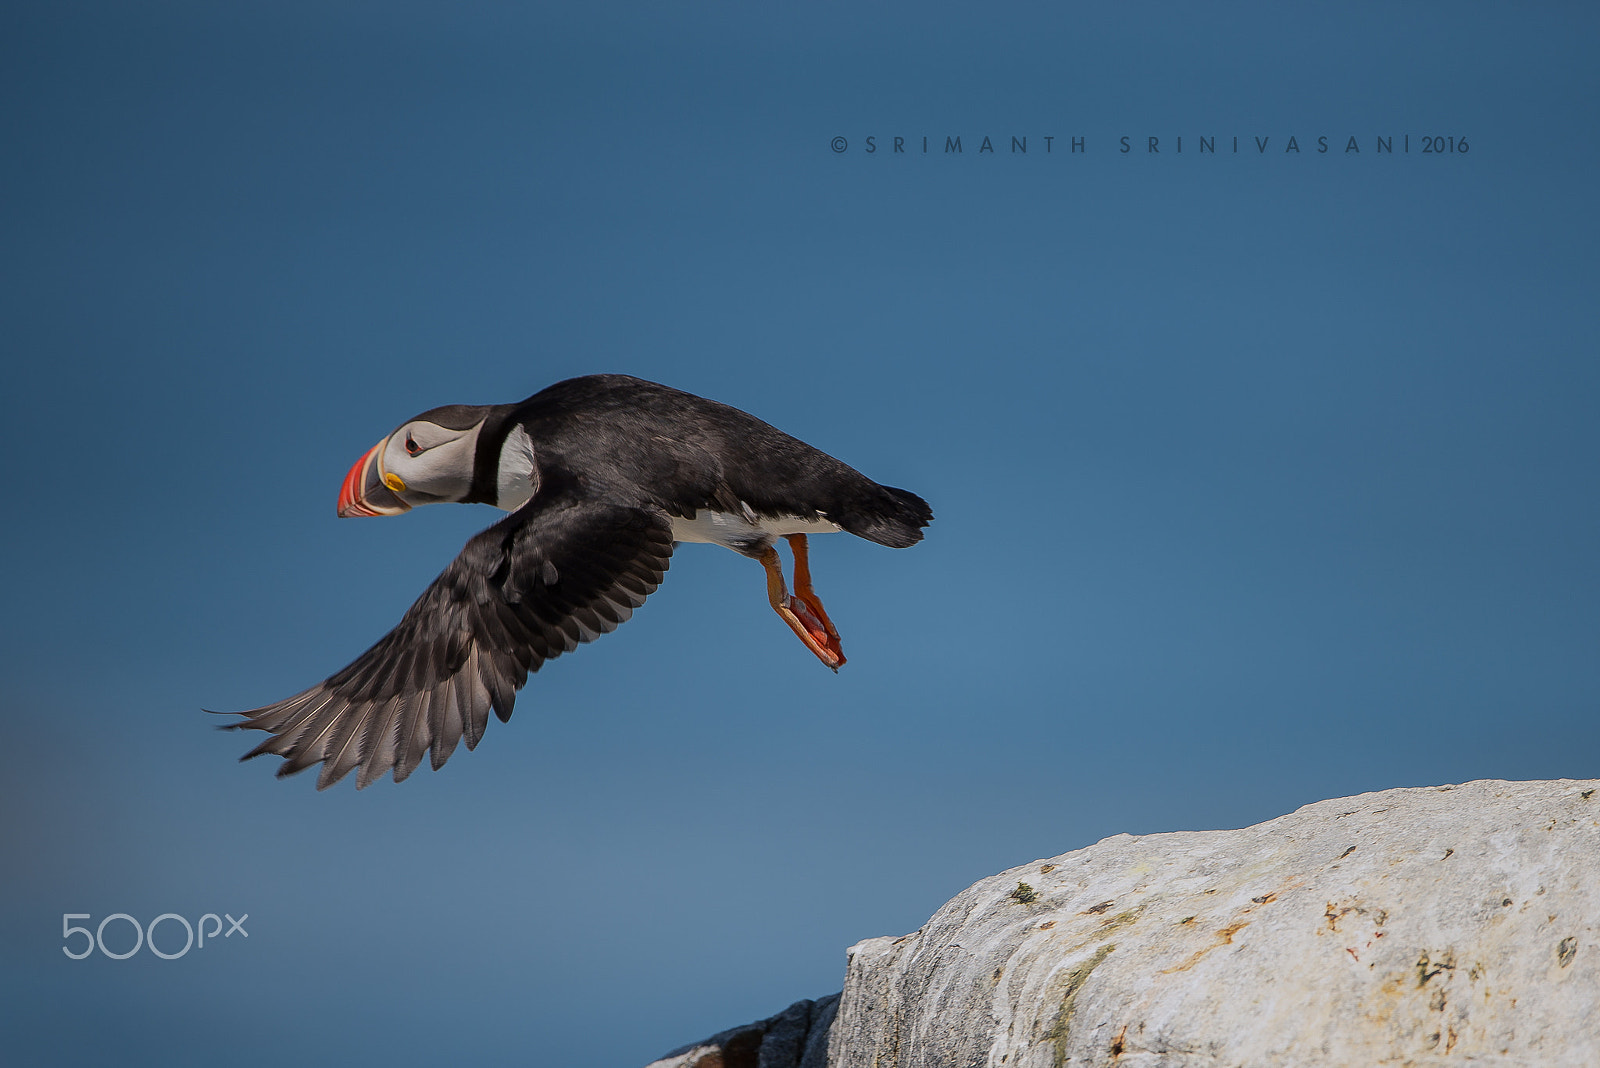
(650, 780, 1600, 1068)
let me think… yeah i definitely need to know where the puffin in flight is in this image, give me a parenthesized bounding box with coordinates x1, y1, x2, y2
(224, 374, 932, 790)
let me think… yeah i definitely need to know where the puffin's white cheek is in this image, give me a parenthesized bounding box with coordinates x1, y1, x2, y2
(391, 439, 477, 504)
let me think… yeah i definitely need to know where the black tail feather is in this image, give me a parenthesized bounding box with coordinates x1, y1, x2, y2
(842, 485, 933, 548)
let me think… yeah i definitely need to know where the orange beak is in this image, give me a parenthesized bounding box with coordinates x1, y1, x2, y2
(337, 439, 411, 517)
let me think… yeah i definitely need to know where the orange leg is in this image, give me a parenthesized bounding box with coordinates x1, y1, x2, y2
(785, 533, 842, 649)
(759, 535, 846, 670)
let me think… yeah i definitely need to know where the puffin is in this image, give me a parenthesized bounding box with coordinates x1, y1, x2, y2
(223, 374, 932, 790)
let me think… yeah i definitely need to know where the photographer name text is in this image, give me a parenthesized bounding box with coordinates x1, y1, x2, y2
(830, 133, 1469, 156)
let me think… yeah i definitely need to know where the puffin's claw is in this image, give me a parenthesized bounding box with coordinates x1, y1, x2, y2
(760, 535, 846, 670)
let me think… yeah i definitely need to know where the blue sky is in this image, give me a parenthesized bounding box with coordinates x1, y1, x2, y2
(3, 3, 1597, 1065)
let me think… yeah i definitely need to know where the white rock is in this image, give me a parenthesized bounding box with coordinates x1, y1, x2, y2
(829, 780, 1600, 1068)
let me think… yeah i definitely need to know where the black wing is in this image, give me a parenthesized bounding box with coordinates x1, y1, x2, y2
(225, 496, 674, 789)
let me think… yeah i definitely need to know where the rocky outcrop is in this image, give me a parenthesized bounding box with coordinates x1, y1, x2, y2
(645, 993, 838, 1068)
(649, 780, 1600, 1068)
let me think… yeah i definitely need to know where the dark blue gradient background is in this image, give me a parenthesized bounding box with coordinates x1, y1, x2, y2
(2, 3, 1596, 1065)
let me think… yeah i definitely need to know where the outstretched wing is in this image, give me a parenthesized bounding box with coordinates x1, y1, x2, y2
(225, 496, 674, 789)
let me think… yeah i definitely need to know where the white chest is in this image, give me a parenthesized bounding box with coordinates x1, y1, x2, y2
(494, 425, 539, 511)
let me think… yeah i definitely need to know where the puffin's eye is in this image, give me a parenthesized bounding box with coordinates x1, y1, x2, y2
(405, 435, 422, 456)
